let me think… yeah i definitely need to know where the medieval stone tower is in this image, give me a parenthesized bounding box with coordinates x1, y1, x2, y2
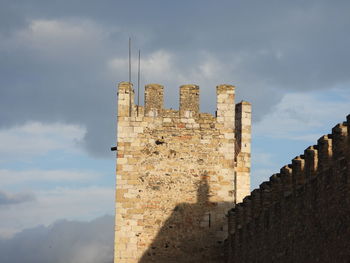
(114, 82, 251, 263)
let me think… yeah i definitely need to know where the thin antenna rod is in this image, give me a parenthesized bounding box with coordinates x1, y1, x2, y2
(128, 37, 131, 84)
(128, 37, 132, 116)
(137, 50, 140, 116)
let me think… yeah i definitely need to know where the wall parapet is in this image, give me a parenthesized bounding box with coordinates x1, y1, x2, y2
(227, 114, 350, 263)
(117, 82, 246, 130)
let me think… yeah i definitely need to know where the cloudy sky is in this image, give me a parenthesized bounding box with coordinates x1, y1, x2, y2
(0, 0, 349, 262)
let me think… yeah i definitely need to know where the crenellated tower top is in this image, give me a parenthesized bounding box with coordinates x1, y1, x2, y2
(117, 82, 244, 125)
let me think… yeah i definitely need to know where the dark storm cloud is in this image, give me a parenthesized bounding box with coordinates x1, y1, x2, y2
(1, 0, 350, 156)
(0, 190, 35, 205)
(0, 215, 114, 263)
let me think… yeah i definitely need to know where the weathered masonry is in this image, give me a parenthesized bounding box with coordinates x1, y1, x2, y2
(227, 115, 350, 263)
(114, 82, 251, 263)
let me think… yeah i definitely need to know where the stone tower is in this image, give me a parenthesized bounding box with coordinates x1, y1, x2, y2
(114, 82, 251, 263)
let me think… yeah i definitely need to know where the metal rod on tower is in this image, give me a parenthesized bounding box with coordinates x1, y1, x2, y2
(128, 37, 131, 84)
(128, 37, 132, 116)
(137, 49, 140, 116)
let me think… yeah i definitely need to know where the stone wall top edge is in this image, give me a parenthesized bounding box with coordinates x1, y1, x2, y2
(118, 81, 132, 86)
(145, 83, 164, 89)
(216, 84, 236, 90)
(229, 115, 349, 218)
(179, 84, 199, 89)
(236, 100, 251, 106)
(117, 111, 224, 128)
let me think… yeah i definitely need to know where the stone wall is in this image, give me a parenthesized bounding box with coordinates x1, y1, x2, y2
(114, 82, 251, 263)
(227, 115, 350, 263)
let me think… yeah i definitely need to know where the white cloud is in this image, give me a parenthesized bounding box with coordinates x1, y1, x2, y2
(0, 169, 101, 186)
(0, 190, 35, 206)
(108, 50, 176, 84)
(0, 186, 114, 238)
(254, 87, 350, 141)
(14, 19, 111, 57)
(0, 215, 114, 263)
(108, 50, 231, 86)
(0, 122, 86, 162)
(0, 121, 113, 238)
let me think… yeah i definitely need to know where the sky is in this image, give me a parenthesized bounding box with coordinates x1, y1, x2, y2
(0, 0, 349, 262)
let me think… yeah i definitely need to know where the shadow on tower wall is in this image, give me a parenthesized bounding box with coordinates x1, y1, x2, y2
(139, 176, 232, 263)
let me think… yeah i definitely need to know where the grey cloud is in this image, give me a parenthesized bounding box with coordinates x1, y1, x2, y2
(1, 1, 350, 156)
(0, 215, 114, 263)
(0, 190, 35, 205)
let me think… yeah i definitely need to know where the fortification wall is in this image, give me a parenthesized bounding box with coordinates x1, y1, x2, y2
(227, 115, 350, 263)
(114, 82, 251, 263)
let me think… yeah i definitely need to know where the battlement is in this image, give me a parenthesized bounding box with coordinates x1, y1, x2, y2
(229, 116, 349, 222)
(227, 114, 350, 263)
(117, 82, 240, 129)
(179, 84, 200, 118)
(144, 83, 164, 117)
